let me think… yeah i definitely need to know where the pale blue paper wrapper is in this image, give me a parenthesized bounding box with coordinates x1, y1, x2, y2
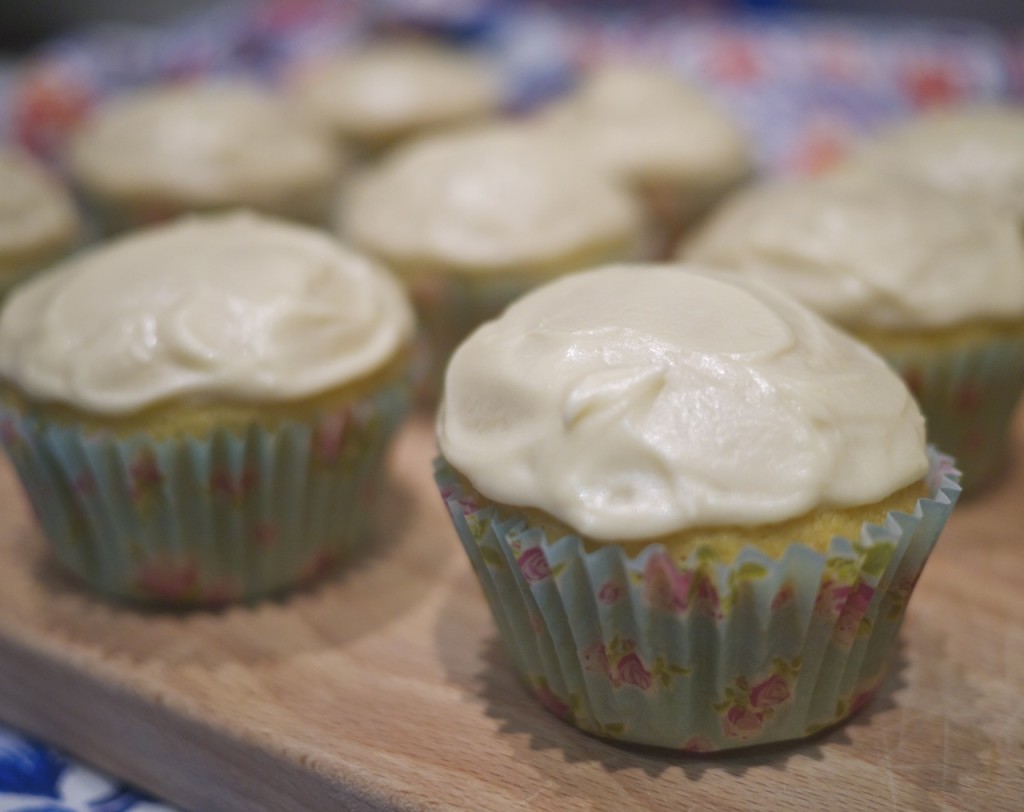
(436, 450, 960, 751)
(0, 381, 409, 606)
(879, 333, 1024, 495)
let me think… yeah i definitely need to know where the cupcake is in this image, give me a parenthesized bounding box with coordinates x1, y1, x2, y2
(0, 148, 80, 296)
(533, 64, 753, 258)
(66, 81, 343, 232)
(291, 40, 502, 156)
(683, 172, 1024, 493)
(0, 212, 414, 606)
(337, 123, 642, 393)
(838, 105, 1024, 227)
(435, 266, 960, 751)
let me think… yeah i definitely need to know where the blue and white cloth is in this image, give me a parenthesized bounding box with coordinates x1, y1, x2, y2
(0, 727, 176, 812)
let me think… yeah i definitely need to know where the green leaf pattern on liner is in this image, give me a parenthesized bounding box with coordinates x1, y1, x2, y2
(0, 381, 410, 606)
(436, 451, 961, 751)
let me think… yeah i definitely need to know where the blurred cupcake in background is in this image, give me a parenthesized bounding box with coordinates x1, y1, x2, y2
(66, 81, 344, 233)
(0, 149, 80, 297)
(291, 40, 502, 157)
(336, 123, 642, 396)
(839, 105, 1024, 228)
(682, 171, 1024, 493)
(436, 265, 960, 750)
(533, 64, 753, 258)
(0, 212, 414, 606)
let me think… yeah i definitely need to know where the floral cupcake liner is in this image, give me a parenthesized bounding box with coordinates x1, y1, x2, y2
(436, 450, 960, 751)
(0, 381, 409, 607)
(409, 271, 557, 402)
(881, 332, 1024, 494)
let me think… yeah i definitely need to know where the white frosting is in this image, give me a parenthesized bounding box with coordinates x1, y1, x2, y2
(339, 125, 640, 275)
(684, 173, 1024, 331)
(0, 150, 79, 267)
(293, 41, 500, 144)
(843, 106, 1024, 222)
(69, 82, 341, 206)
(536, 65, 752, 188)
(438, 266, 927, 540)
(0, 213, 414, 414)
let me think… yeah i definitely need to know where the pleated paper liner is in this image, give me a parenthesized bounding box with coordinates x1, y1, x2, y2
(436, 450, 960, 751)
(0, 382, 409, 607)
(882, 331, 1024, 494)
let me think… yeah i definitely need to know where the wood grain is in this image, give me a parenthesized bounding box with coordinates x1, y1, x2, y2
(0, 410, 1021, 811)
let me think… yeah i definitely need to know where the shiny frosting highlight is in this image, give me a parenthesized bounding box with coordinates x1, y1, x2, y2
(0, 213, 414, 414)
(438, 266, 927, 540)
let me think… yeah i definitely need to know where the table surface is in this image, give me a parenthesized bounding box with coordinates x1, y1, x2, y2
(0, 412, 1021, 811)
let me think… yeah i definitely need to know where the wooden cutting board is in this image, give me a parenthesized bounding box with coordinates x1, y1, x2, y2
(0, 411, 1021, 812)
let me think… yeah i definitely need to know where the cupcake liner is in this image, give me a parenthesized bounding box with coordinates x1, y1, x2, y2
(436, 451, 960, 751)
(879, 332, 1024, 494)
(410, 272, 555, 402)
(0, 381, 409, 607)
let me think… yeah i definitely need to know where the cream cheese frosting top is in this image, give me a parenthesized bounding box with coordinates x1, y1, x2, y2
(293, 41, 501, 145)
(438, 266, 927, 540)
(0, 150, 79, 267)
(842, 106, 1024, 222)
(69, 82, 341, 205)
(683, 173, 1024, 331)
(536, 65, 752, 188)
(339, 125, 640, 275)
(0, 213, 414, 414)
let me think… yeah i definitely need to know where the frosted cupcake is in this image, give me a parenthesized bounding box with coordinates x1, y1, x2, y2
(683, 173, 1024, 493)
(534, 65, 753, 257)
(291, 40, 501, 155)
(435, 266, 959, 751)
(0, 149, 80, 296)
(839, 105, 1024, 227)
(0, 213, 414, 606)
(337, 124, 641, 392)
(67, 82, 343, 232)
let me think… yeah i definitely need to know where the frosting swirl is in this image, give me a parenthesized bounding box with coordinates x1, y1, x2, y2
(0, 213, 414, 414)
(69, 82, 340, 206)
(842, 106, 1024, 223)
(0, 150, 79, 267)
(535, 65, 751, 188)
(294, 41, 501, 145)
(684, 173, 1024, 330)
(438, 266, 927, 540)
(339, 125, 640, 275)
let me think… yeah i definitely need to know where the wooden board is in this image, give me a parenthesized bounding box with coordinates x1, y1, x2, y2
(0, 410, 1021, 812)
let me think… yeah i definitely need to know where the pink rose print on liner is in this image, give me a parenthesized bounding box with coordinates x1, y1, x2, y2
(722, 706, 765, 740)
(814, 578, 851, 618)
(300, 548, 340, 582)
(680, 735, 715, 753)
(210, 465, 259, 503)
(534, 682, 571, 720)
(771, 581, 796, 611)
(517, 547, 551, 583)
(251, 521, 279, 550)
(691, 572, 723, 620)
(833, 581, 875, 648)
(615, 652, 654, 691)
(136, 558, 199, 602)
(644, 551, 691, 613)
(129, 448, 163, 501)
(597, 580, 623, 605)
(313, 408, 349, 464)
(580, 640, 611, 678)
(73, 471, 96, 498)
(0, 418, 20, 449)
(749, 674, 791, 709)
(439, 483, 477, 517)
(850, 688, 876, 716)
